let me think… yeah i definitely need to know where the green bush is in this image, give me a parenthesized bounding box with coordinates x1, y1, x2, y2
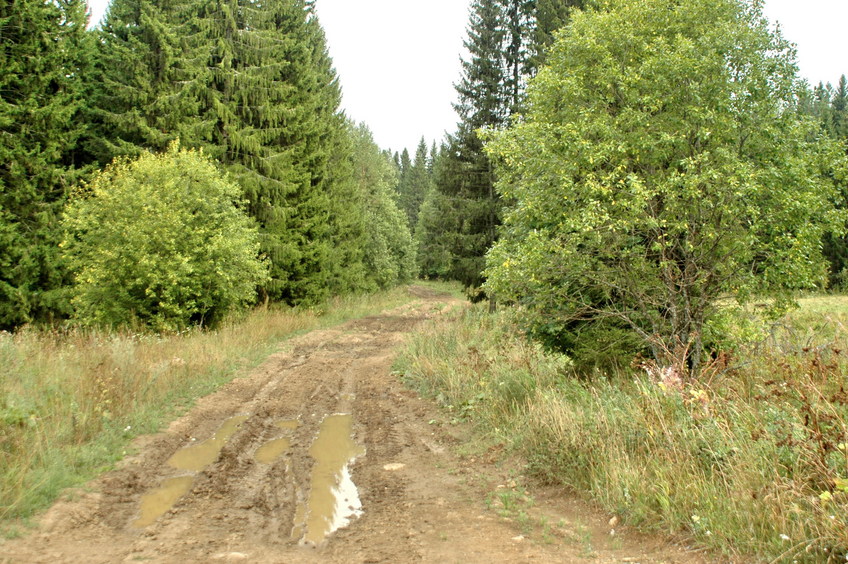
(62, 144, 269, 332)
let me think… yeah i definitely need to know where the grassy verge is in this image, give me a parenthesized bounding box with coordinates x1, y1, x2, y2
(0, 283, 446, 534)
(395, 298, 848, 562)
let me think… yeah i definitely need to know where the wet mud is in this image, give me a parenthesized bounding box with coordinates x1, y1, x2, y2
(0, 287, 712, 564)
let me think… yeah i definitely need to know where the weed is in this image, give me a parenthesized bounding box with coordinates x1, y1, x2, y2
(397, 298, 848, 562)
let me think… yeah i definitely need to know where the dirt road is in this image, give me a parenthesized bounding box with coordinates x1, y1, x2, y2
(1, 287, 710, 563)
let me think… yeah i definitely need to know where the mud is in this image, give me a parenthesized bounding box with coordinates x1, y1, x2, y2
(0, 287, 713, 563)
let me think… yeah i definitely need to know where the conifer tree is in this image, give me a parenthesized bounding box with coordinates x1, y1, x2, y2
(207, 0, 362, 302)
(0, 0, 90, 328)
(396, 138, 432, 230)
(94, 0, 365, 304)
(417, 0, 537, 290)
(831, 75, 848, 140)
(87, 0, 198, 165)
(530, 0, 584, 72)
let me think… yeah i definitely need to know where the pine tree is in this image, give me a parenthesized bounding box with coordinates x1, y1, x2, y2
(0, 0, 90, 328)
(831, 75, 848, 140)
(87, 0, 199, 165)
(529, 0, 584, 72)
(397, 138, 432, 231)
(417, 0, 536, 290)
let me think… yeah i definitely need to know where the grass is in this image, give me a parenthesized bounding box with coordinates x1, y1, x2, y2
(0, 283, 452, 533)
(396, 297, 848, 563)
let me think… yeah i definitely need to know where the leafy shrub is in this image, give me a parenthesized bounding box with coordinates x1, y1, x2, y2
(62, 143, 269, 332)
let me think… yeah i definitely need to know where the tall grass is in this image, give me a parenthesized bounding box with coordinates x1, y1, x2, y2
(0, 285, 424, 530)
(396, 299, 848, 563)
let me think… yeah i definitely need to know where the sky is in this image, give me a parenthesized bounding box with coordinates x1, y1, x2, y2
(85, 0, 848, 154)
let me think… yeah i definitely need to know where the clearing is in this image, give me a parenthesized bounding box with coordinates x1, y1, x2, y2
(1, 287, 712, 563)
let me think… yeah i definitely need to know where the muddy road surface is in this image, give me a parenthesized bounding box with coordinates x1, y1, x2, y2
(1, 287, 710, 564)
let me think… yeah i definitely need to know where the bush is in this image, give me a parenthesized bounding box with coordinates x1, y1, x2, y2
(62, 143, 269, 332)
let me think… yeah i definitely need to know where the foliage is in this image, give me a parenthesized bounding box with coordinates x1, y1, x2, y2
(0, 0, 91, 328)
(61, 144, 268, 332)
(85, 0, 198, 164)
(484, 0, 846, 371)
(91, 0, 365, 305)
(397, 299, 848, 561)
(804, 76, 848, 289)
(395, 138, 433, 231)
(349, 124, 418, 289)
(417, 0, 539, 291)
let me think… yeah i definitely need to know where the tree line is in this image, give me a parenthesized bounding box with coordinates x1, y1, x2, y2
(4, 0, 848, 372)
(1, 0, 417, 331)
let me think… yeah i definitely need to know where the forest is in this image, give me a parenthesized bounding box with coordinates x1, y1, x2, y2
(2, 0, 848, 336)
(2, 0, 848, 561)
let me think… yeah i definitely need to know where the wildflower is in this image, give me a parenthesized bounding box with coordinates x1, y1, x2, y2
(780, 534, 790, 541)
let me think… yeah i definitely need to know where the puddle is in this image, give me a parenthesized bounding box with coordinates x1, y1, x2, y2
(255, 420, 299, 464)
(133, 476, 195, 528)
(255, 437, 292, 464)
(297, 413, 366, 545)
(167, 415, 248, 472)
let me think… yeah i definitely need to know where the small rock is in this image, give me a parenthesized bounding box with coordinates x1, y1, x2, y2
(512, 535, 525, 542)
(383, 463, 406, 471)
(609, 515, 619, 528)
(212, 552, 248, 561)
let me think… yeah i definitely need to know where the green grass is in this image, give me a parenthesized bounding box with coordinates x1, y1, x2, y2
(0, 283, 457, 533)
(396, 297, 848, 563)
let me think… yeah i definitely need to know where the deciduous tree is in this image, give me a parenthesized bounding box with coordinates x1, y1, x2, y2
(485, 0, 845, 372)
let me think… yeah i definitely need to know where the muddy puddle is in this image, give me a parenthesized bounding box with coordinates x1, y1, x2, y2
(294, 413, 366, 545)
(167, 415, 248, 471)
(254, 420, 300, 464)
(134, 476, 195, 528)
(133, 416, 248, 528)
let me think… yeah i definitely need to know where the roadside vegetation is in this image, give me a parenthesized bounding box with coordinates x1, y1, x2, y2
(396, 298, 848, 562)
(0, 284, 443, 534)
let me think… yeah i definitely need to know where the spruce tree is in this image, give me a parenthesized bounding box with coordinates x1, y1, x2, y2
(191, 0, 363, 303)
(93, 0, 365, 304)
(530, 0, 584, 72)
(831, 75, 848, 140)
(87, 0, 198, 165)
(0, 0, 89, 328)
(417, 0, 535, 290)
(397, 138, 432, 231)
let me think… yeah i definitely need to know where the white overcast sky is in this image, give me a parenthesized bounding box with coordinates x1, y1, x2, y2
(85, 0, 848, 154)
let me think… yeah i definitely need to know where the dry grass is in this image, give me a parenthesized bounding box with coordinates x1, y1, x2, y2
(397, 298, 848, 562)
(0, 285, 423, 530)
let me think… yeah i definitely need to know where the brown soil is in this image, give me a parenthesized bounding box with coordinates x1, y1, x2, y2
(1, 287, 713, 564)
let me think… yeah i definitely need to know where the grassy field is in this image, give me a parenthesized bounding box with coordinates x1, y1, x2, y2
(0, 283, 454, 535)
(396, 296, 848, 563)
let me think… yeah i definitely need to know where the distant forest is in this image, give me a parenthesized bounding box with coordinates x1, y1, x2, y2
(2, 0, 847, 340)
